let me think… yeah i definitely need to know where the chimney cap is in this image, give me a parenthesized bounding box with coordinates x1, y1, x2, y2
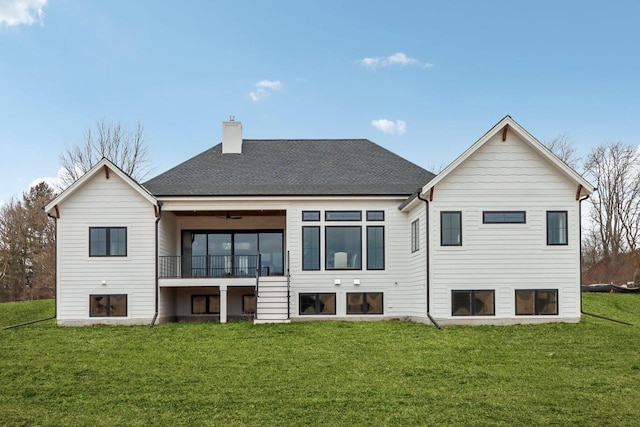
(229, 115, 235, 122)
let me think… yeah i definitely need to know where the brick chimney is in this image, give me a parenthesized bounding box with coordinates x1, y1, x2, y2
(222, 115, 242, 154)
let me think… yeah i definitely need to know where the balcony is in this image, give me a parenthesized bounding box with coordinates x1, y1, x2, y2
(159, 255, 275, 279)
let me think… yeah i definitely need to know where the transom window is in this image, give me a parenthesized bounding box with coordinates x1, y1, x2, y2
(325, 211, 362, 221)
(366, 210, 385, 221)
(483, 211, 526, 224)
(547, 211, 568, 245)
(89, 227, 127, 257)
(451, 290, 495, 316)
(90, 294, 127, 317)
(441, 212, 462, 246)
(302, 211, 320, 221)
(516, 290, 558, 315)
(299, 293, 336, 315)
(346, 292, 384, 315)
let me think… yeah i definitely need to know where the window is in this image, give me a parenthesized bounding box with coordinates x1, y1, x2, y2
(411, 219, 420, 253)
(451, 290, 494, 316)
(243, 294, 256, 315)
(325, 226, 361, 270)
(299, 293, 336, 315)
(191, 294, 220, 314)
(302, 227, 320, 270)
(325, 211, 361, 221)
(547, 211, 568, 245)
(89, 227, 127, 257)
(366, 210, 385, 221)
(483, 211, 526, 224)
(516, 290, 558, 315)
(89, 294, 127, 317)
(302, 211, 320, 221)
(367, 226, 384, 270)
(347, 292, 383, 315)
(441, 211, 462, 246)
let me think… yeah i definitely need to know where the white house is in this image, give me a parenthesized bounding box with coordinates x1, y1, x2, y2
(45, 116, 594, 326)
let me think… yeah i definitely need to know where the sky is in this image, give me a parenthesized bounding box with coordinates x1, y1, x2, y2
(1, 0, 639, 206)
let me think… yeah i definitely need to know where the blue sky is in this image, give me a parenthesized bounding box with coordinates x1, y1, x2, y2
(1, 0, 639, 205)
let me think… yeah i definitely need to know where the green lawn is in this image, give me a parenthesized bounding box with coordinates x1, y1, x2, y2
(1, 294, 639, 426)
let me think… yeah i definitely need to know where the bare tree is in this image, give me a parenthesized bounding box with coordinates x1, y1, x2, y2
(58, 120, 152, 190)
(584, 142, 640, 282)
(544, 133, 581, 170)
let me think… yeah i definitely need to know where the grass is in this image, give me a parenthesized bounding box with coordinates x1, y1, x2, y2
(1, 294, 639, 426)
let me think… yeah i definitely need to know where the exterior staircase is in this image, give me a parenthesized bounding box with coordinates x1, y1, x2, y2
(254, 277, 290, 323)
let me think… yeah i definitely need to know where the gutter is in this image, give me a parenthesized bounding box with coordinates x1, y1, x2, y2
(417, 191, 441, 329)
(578, 190, 632, 326)
(150, 201, 163, 327)
(3, 212, 58, 330)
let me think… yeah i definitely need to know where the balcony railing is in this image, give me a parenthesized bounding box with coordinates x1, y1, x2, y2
(159, 255, 271, 279)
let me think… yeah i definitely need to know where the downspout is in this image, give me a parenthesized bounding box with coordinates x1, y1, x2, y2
(150, 201, 163, 327)
(3, 212, 57, 330)
(578, 191, 632, 326)
(417, 192, 441, 329)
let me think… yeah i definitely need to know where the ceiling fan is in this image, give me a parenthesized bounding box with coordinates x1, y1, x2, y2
(216, 211, 243, 220)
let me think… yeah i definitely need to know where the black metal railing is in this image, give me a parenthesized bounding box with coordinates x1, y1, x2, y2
(159, 255, 271, 278)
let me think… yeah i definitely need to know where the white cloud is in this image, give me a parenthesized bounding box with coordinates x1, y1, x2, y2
(250, 80, 282, 101)
(360, 52, 432, 69)
(29, 166, 69, 193)
(0, 0, 47, 26)
(371, 119, 407, 135)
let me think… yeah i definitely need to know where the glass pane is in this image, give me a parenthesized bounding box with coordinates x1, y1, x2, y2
(483, 211, 525, 223)
(474, 291, 494, 315)
(109, 228, 127, 256)
(191, 234, 208, 277)
(90, 228, 107, 256)
(299, 293, 318, 315)
(366, 211, 384, 221)
(302, 211, 320, 221)
(302, 227, 320, 270)
(442, 212, 461, 245)
(452, 291, 471, 316)
(90, 295, 108, 316)
(235, 234, 258, 255)
(326, 226, 361, 270)
(325, 211, 362, 221)
(209, 234, 232, 276)
(515, 290, 535, 315)
(365, 293, 383, 314)
(318, 293, 336, 315)
(367, 226, 384, 270)
(259, 232, 283, 275)
(347, 293, 364, 314)
(208, 295, 220, 314)
(192, 296, 207, 314)
(548, 212, 567, 245)
(110, 295, 127, 316)
(411, 220, 419, 252)
(536, 290, 558, 315)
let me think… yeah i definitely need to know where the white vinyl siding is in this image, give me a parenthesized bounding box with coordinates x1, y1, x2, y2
(429, 131, 581, 324)
(56, 171, 156, 325)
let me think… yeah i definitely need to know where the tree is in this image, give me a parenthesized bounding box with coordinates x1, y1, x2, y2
(0, 182, 56, 302)
(57, 120, 152, 190)
(544, 133, 581, 170)
(584, 142, 640, 282)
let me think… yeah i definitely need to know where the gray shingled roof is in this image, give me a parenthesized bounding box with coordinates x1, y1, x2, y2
(143, 139, 435, 196)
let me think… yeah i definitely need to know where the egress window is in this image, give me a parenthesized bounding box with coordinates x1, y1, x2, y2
(89, 227, 127, 257)
(516, 290, 558, 315)
(90, 294, 127, 317)
(299, 293, 336, 315)
(451, 290, 494, 316)
(346, 292, 383, 315)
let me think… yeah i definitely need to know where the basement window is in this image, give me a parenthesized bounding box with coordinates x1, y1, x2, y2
(90, 294, 127, 317)
(299, 293, 336, 315)
(451, 290, 494, 316)
(515, 290, 558, 315)
(346, 292, 383, 315)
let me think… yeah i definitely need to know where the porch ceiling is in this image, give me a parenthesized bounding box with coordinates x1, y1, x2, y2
(172, 210, 286, 217)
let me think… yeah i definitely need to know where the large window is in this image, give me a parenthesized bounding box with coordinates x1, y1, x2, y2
(516, 290, 558, 315)
(182, 230, 284, 277)
(299, 293, 336, 315)
(326, 226, 362, 270)
(302, 227, 320, 270)
(367, 226, 384, 270)
(451, 290, 494, 316)
(90, 294, 127, 317)
(347, 292, 383, 315)
(441, 212, 462, 246)
(89, 227, 127, 257)
(411, 219, 420, 253)
(191, 294, 220, 314)
(483, 211, 526, 224)
(547, 211, 568, 245)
